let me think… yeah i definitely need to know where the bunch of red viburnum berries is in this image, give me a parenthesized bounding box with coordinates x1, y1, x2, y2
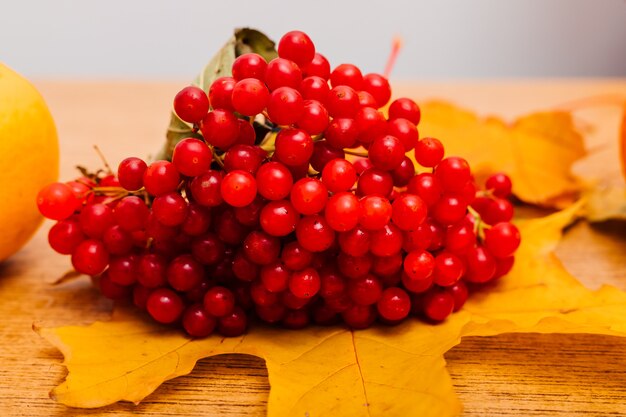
(37, 30, 520, 337)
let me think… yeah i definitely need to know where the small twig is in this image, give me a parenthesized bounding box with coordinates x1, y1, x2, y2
(384, 36, 403, 78)
(344, 149, 369, 158)
(93, 145, 113, 174)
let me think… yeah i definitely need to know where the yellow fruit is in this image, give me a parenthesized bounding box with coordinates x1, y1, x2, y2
(0, 63, 59, 262)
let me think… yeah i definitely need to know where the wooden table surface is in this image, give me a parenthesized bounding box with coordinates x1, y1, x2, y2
(1, 79, 626, 416)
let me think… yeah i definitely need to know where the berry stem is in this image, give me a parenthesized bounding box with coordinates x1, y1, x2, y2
(383, 36, 403, 78)
(343, 148, 369, 158)
(93, 145, 113, 174)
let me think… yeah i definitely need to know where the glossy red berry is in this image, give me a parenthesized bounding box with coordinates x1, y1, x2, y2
(232, 78, 270, 116)
(278, 30, 315, 67)
(183, 304, 217, 337)
(208, 77, 236, 111)
(117, 157, 147, 191)
(377, 287, 410, 321)
(37, 182, 79, 220)
(484, 222, 521, 258)
(173, 86, 209, 123)
(232, 53, 268, 81)
(204, 286, 235, 317)
(388, 98, 421, 125)
(221, 170, 257, 207)
(147, 288, 184, 324)
(301, 53, 331, 79)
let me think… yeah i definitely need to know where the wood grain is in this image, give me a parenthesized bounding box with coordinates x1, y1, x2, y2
(0, 80, 625, 417)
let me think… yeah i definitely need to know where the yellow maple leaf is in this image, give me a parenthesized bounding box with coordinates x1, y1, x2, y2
(37, 201, 626, 416)
(416, 101, 586, 207)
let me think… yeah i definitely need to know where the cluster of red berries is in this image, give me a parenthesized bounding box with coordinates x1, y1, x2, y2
(36, 30, 521, 337)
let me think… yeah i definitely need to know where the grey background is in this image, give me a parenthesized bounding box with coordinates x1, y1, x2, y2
(2, 0, 625, 80)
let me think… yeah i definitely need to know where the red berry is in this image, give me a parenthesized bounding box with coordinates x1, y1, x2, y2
(223, 144, 266, 174)
(325, 118, 359, 149)
(484, 222, 521, 258)
(260, 261, 290, 292)
(183, 304, 217, 337)
(278, 30, 315, 67)
(407, 173, 443, 207)
(300, 76, 330, 104)
(348, 275, 383, 306)
(147, 288, 184, 324)
(414, 137, 444, 168)
(368, 135, 405, 170)
(167, 254, 203, 292)
(200, 109, 239, 150)
(296, 215, 335, 252)
(204, 286, 235, 317)
(423, 290, 454, 321)
(322, 158, 357, 192)
(338, 226, 370, 257)
(191, 232, 225, 265)
(48, 219, 84, 255)
(464, 246, 497, 283)
(448, 281, 469, 311)
(37, 182, 78, 220)
(243, 230, 280, 265)
(297, 100, 329, 135)
(387, 118, 419, 151)
(113, 196, 148, 231)
(355, 107, 387, 144)
(362, 73, 391, 107)
(189, 170, 223, 207)
(143, 160, 180, 197)
(260, 200, 300, 237)
(358, 195, 392, 230)
(330, 64, 363, 90)
(79, 203, 114, 238)
(391, 156, 416, 187)
(117, 157, 147, 191)
(72, 239, 109, 275)
(357, 168, 393, 197)
(289, 267, 321, 299)
(290, 178, 328, 215)
(256, 161, 293, 200)
(232, 53, 268, 81)
(325, 192, 360, 232)
(108, 254, 138, 286)
(485, 173, 513, 197)
(173, 86, 209, 123)
(377, 287, 410, 321)
(274, 128, 313, 166)
(433, 252, 465, 286)
(391, 194, 427, 231)
(153, 192, 189, 226)
(403, 249, 435, 281)
(232, 78, 270, 116)
(220, 170, 257, 207)
(218, 307, 248, 336)
(265, 57, 302, 91)
(369, 223, 403, 259)
(435, 157, 471, 192)
(301, 53, 331, 79)
(432, 194, 468, 225)
(326, 85, 360, 118)
(388, 98, 421, 125)
(267, 87, 304, 126)
(208, 77, 236, 111)
(137, 253, 168, 288)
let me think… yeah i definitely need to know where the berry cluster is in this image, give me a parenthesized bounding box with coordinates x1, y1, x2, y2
(36, 30, 520, 337)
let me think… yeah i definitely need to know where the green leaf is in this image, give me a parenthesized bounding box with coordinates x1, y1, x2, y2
(160, 28, 277, 160)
